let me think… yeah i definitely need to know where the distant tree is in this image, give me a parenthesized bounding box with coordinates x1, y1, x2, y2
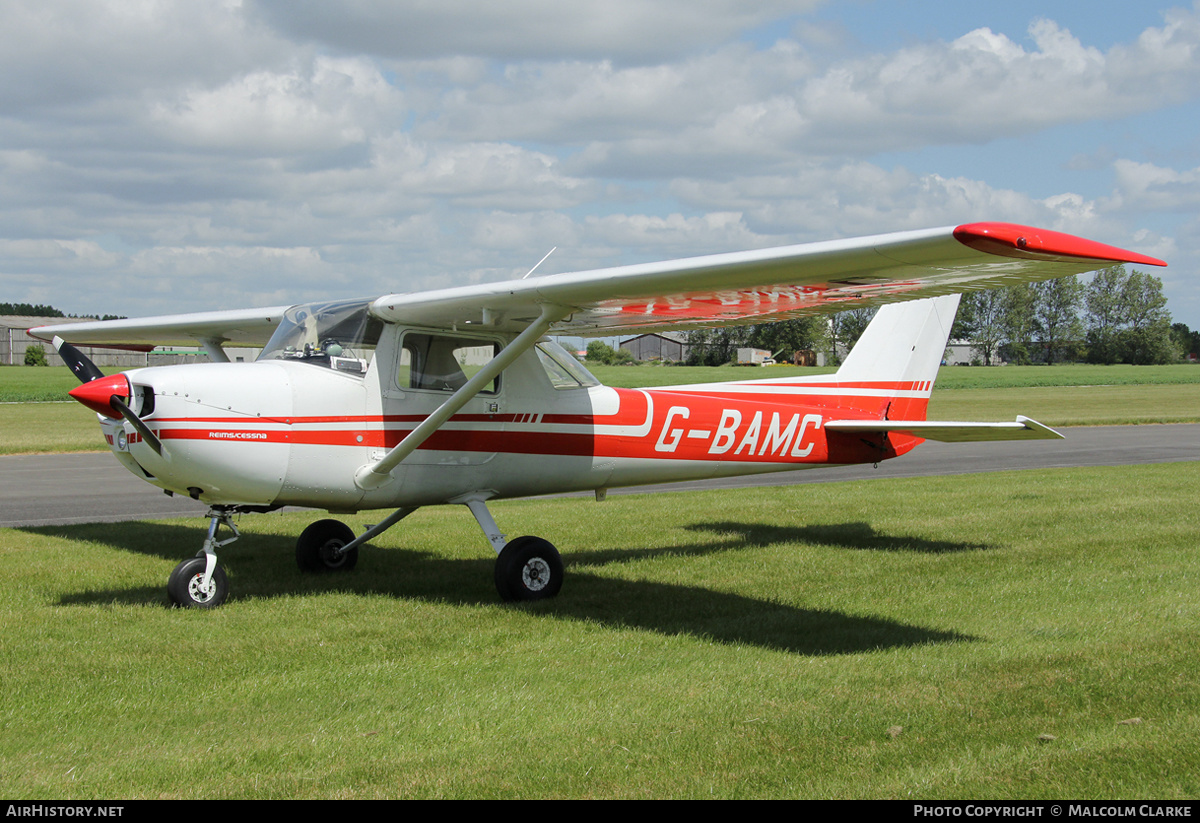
(1171, 322, 1199, 360)
(959, 289, 1008, 366)
(828, 307, 876, 364)
(1085, 266, 1176, 364)
(1, 302, 64, 317)
(1085, 266, 1128, 364)
(1119, 269, 1176, 364)
(684, 325, 751, 366)
(1031, 275, 1084, 363)
(586, 340, 617, 364)
(747, 316, 828, 362)
(1000, 283, 1037, 365)
(585, 340, 636, 365)
(24, 343, 48, 366)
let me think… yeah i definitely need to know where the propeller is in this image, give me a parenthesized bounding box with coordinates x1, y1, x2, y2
(53, 337, 164, 456)
(54, 336, 105, 383)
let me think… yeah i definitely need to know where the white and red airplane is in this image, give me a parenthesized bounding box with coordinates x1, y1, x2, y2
(31, 222, 1165, 608)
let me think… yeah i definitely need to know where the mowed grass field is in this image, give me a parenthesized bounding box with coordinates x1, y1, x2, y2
(1, 463, 1197, 798)
(3, 363, 1200, 454)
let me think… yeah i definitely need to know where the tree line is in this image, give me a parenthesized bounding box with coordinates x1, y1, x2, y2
(1, 302, 65, 317)
(1, 302, 124, 321)
(953, 266, 1187, 365)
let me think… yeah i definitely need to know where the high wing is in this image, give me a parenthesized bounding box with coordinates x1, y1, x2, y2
(29, 306, 290, 350)
(371, 222, 1165, 335)
(31, 222, 1164, 347)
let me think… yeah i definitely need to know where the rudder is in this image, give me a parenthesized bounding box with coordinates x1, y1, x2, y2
(834, 294, 961, 420)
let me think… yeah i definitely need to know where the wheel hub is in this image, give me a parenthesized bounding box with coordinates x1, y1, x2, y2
(187, 574, 216, 603)
(521, 557, 550, 592)
(319, 540, 346, 567)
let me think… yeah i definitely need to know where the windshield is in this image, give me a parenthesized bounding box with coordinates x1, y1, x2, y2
(259, 299, 383, 375)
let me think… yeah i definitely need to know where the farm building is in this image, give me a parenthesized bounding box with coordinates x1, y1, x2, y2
(619, 332, 692, 362)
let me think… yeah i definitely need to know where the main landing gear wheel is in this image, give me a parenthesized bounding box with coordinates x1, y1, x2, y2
(167, 557, 229, 609)
(494, 536, 563, 602)
(296, 519, 359, 572)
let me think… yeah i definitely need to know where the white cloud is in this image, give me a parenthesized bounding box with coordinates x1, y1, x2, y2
(0, 0, 1195, 325)
(1109, 159, 1200, 212)
(152, 57, 399, 155)
(247, 0, 822, 63)
(0, 1, 287, 111)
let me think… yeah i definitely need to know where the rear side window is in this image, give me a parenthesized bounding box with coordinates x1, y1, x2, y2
(535, 342, 600, 389)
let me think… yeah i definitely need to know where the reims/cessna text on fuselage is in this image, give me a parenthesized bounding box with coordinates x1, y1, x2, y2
(32, 223, 1166, 608)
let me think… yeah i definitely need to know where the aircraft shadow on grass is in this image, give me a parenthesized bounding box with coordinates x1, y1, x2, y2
(30, 519, 976, 655)
(682, 520, 992, 554)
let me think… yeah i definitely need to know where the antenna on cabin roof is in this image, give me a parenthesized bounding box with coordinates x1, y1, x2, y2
(522, 247, 557, 280)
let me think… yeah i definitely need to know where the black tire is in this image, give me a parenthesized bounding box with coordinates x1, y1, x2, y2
(296, 519, 358, 572)
(494, 536, 562, 601)
(167, 556, 229, 609)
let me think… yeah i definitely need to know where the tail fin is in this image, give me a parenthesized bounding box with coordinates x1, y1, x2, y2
(823, 294, 1063, 441)
(834, 294, 960, 421)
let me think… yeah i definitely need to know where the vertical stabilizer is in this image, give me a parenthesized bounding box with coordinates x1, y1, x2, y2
(835, 294, 961, 419)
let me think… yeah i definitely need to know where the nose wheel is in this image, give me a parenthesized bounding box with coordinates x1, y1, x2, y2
(167, 556, 229, 608)
(167, 507, 241, 608)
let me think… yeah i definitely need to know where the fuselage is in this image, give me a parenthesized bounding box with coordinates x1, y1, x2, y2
(85, 318, 925, 512)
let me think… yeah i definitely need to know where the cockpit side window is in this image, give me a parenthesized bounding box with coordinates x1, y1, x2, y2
(400, 333, 499, 394)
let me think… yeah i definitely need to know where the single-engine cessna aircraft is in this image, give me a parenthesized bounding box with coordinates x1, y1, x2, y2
(31, 222, 1165, 608)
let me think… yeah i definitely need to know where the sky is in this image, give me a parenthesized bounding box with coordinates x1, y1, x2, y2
(2, 0, 1198, 330)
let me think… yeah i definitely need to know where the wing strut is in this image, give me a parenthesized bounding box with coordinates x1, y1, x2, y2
(198, 338, 231, 363)
(354, 303, 572, 491)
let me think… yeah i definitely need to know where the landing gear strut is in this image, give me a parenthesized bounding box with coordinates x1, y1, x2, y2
(168, 507, 238, 608)
(166, 498, 564, 608)
(459, 495, 563, 602)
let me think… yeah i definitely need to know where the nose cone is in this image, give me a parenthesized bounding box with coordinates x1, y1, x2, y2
(68, 373, 130, 418)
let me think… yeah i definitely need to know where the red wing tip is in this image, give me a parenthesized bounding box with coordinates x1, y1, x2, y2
(954, 222, 1166, 267)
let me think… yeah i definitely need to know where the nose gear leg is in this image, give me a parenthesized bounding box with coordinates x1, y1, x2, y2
(167, 506, 241, 608)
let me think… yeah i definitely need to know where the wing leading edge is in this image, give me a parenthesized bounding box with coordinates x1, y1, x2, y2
(30, 222, 1164, 348)
(30, 306, 290, 350)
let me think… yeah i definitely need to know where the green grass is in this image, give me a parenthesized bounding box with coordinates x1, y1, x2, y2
(0, 366, 84, 402)
(586, 362, 1200, 390)
(0, 402, 108, 454)
(1, 462, 1197, 798)
(927, 383, 1200, 426)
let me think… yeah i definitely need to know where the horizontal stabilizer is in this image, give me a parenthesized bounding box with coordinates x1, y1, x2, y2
(825, 415, 1063, 442)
